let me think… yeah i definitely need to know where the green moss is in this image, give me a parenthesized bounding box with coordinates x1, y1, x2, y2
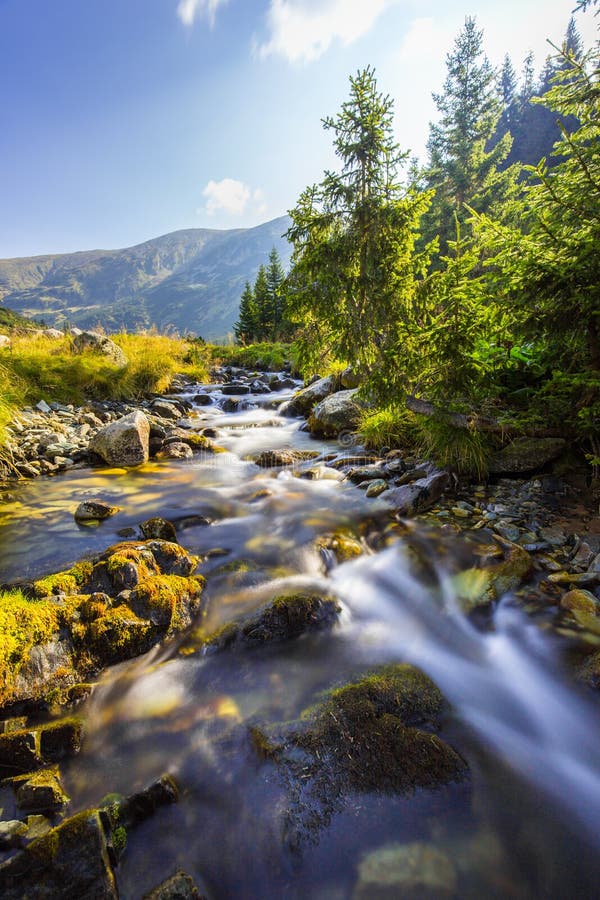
(240, 593, 341, 644)
(129, 574, 205, 632)
(33, 561, 94, 598)
(112, 825, 127, 857)
(282, 664, 466, 794)
(0, 589, 79, 706)
(86, 605, 152, 662)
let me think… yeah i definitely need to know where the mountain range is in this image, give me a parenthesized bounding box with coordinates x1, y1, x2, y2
(0, 216, 291, 340)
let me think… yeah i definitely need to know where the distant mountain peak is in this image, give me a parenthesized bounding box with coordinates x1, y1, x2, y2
(0, 216, 292, 339)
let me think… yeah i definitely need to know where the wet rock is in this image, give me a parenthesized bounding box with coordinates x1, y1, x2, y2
(453, 538, 533, 611)
(249, 665, 467, 850)
(15, 767, 69, 813)
(127, 574, 205, 631)
(381, 470, 449, 517)
(288, 375, 339, 416)
(141, 517, 178, 542)
(0, 809, 118, 899)
(353, 842, 457, 900)
(195, 592, 341, 654)
(151, 400, 181, 420)
(539, 525, 568, 547)
(0, 820, 27, 850)
(0, 729, 38, 776)
(575, 650, 600, 689)
(488, 438, 566, 476)
(366, 479, 389, 498)
(252, 448, 319, 468)
(89, 410, 150, 467)
(73, 330, 127, 368)
(143, 871, 204, 900)
(308, 389, 363, 437)
(221, 397, 241, 412)
(117, 774, 179, 829)
(317, 531, 364, 563)
(193, 393, 213, 405)
(222, 383, 251, 395)
(38, 718, 84, 763)
(348, 465, 387, 483)
(160, 441, 194, 460)
(74, 499, 120, 523)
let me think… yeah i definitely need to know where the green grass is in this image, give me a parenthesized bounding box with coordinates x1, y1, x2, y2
(358, 405, 419, 452)
(416, 417, 491, 479)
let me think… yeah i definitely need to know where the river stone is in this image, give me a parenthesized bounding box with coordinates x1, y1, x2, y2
(253, 448, 319, 468)
(140, 517, 178, 542)
(16, 768, 69, 813)
(488, 438, 567, 476)
(143, 871, 204, 899)
(73, 331, 128, 368)
(0, 809, 118, 899)
(308, 389, 363, 437)
(288, 375, 339, 416)
(366, 479, 389, 498)
(353, 842, 457, 900)
(89, 410, 150, 466)
(74, 499, 120, 522)
(222, 383, 251, 395)
(160, 441, 194, 459)
(151, 400, 180, 420)
(0, 820, 27, 850)
(381, 470, 450, 517)
(340, 365, 362, 389)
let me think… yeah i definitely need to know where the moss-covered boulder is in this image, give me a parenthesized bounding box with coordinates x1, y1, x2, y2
(190, 592, 341, 656)
(0, 718, 84, 777)
(0, 541, 204, 709)
(488, 437, 566, 476)
(0, 809, 118, 899)
(308, 389, 363, 437)
(247, 665, 467, 850)
(144, 871, 204, 900)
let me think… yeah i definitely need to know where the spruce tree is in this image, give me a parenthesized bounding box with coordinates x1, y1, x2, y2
(253, 265, 271, 340)
(234, 281, 257, 345)
(422, 17, 517, 257)
(265, 247, 286, 339)
(287, 66, 431, 397)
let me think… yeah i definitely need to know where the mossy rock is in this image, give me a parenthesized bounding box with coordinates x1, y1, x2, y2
(15, 766, 70, 813)
(0, 809, 118, 899)
(127, 574, 205, 632)
(289, 664, 466, 794)
(190, 592, 341, 655)
(1, 540, 203, 708)
(453, 537, 533, 611)
(316, 529, 364, 563)
(248, 665, 467, 851)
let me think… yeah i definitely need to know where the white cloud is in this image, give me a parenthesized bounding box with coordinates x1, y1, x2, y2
(177, 0, 229, 28)
(256, 0, 400, 64)
(201, 179, 268, 218)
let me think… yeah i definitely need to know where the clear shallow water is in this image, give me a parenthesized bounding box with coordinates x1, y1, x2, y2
(1, 378, 600, 898)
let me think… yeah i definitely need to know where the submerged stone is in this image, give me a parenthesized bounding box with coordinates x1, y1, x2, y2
(144, 870, 205, 899)
(353, 842, 457, 900)
(74, 499, 120, 523)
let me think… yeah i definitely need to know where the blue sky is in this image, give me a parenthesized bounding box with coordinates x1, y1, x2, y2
(0, 0, 597, 258)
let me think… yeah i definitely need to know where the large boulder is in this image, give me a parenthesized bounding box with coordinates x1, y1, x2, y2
(73, 331, 128, 367)
(488, 437, 566, 476)
(379, 469, 449, 517)
(287, 375, 339, 416)
(308, 389, 363, 437)
(89, 410, 150, 466)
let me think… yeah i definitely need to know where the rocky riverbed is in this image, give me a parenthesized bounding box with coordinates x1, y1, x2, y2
(0, 365, 599, 898)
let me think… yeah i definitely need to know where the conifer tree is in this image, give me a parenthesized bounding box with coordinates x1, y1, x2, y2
(287, 66, 431, 396)
(265, 247, 286, 339)
(253, 265, 271, 340)
(422, 17, 517, 257)
(234, 281, 257, 345)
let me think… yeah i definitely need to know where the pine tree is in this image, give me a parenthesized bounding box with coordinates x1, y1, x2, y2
(253, 265, 271, 340)
(234, 281, 257, 345)
(265, 247, 286, 339)
(422, 17, 517, 257)
(287, 67, 431, 396)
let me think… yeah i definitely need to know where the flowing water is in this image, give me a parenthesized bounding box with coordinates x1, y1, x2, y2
(0, 375, 599, 898)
